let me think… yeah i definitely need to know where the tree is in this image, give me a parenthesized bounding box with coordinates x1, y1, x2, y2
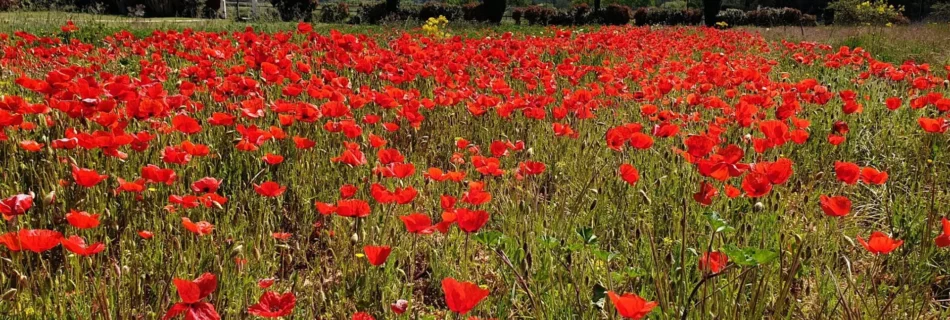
(703, 0, 721, 26)
(387, 0, 398, 12)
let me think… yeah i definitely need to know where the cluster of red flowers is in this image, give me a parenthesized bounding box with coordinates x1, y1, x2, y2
(0, 20, 948, 318)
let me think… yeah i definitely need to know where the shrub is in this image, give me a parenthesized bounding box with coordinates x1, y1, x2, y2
(461, 2, 484, 21)
(572, 3, 591, 24)
(319, 2, 350, 23)
(929, 2, 950, 22)
(603, 3, 632, 25)
(634, 8, 703, 25)
(360, 2, 390, 24)
(271, 0, 317, 21)
(512, 6, 525, 24)
(358, 2, 418, 24)
(659, 0, 686, 10)
(801, 13, 818, 26)
(716, 8, 746, 26)
(827, 0, 908, 25)
(778, 7, 803, 25)
(419, 2, 462, 21)
(523, 5, 555, 25)
(633, 7, 648, 25)
(0, 0, 16, 11)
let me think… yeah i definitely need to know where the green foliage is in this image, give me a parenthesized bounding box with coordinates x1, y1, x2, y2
(929, 1, 950, 21)
(828, 0, 909, 25)
(660, 0, 687, 10)
(318, 2, 349, 23)
(270, 0, 316, 21)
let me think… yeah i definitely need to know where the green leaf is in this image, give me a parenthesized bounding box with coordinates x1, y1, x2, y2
(704, 211, 735, 233)
(591, 283, 607, 309)
(474, 231, 506, 248)
(591, 249, 617, 262)
(576, 227, 598, 245)
(752, 250, 779, 265)
(722, 244, 778, 267)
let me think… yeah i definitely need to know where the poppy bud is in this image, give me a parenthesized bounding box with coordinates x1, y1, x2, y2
(753, 202, 764, 212)
(0, 288, 16, 301)
(43, 191, 55, 205)
(351, 232, 360, 242)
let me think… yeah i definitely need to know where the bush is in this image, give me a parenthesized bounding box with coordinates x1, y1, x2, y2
(659, 0, 686, 10)
(512, 6, 524, 24)
(0, 0, 16, 11)
(716, 8, 746, 26)
(801, 13, 818, 26)
(319, 2, 350, 23)
(929, 2, 950, 22)
(634, 8, 703, 25)
(461, 2, 484, 21)
(827, 0, 908, 25)
(747, 7, 805, 26)
(523, 5, 555, 25)
(603, 3, 632, 25)
(572, 3, 591, 24)
(271, 0, 317, 21)
(419, 2, 462, 21)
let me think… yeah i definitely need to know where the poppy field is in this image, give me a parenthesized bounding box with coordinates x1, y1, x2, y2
(1, 22, 950, 319)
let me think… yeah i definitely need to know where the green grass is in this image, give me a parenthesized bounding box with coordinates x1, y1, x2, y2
(0, 14, 949, 320)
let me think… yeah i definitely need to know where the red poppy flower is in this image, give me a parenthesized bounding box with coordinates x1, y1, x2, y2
(336, 199, 371, 218)
(19, 140, 43, 152)
(763, 158, 793, 185)
(72, 165, 108, 188)
(66, 209, 101, 229)
(247, 291, 296, 318)
(138, 230, 154, 239)
(724, 184, 741, 198)
(191, 177, 222, 194)
(400, 213, 434, 234)
(918, 117, 947, 133)
(518, 161, 546, 176)
(142, 165, 177, 185)
(834, 161, 860, 185)
(61, 235, 106, 256)
(182, 217, 214, 236)
(339, 184, 358, 199)
(619, 164, 639, 186)
(741, 173, 772, 198)
(935, 217, 950, 248)
(363, 245, 392, 266)
(262, 153, 284, 165)
(172, 114, 202, 135)
(164, 273, 219, 320)
(258, 278, 276, 289)
(691, 180, 717, 205)
(885, 97, 902, 110)
(0, 232, 21, 251)
(462, 182, 492, 206)
(17, 229, 63, 253)
(292, 136, 316, 149)
(456, 208, 490, 233)
(819, 195, 851, 217)
(0, 193, 33, 220)
(699, 251, 728, 274)
(254, 181, 286, 197)
(442, 277, 489, 315)
(857, 231, 902, 255)
(607, 291, 657, 320)
(860, 167, 888, 185)
(390, 299, 408, 315)
(352, 312, 375, 320)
